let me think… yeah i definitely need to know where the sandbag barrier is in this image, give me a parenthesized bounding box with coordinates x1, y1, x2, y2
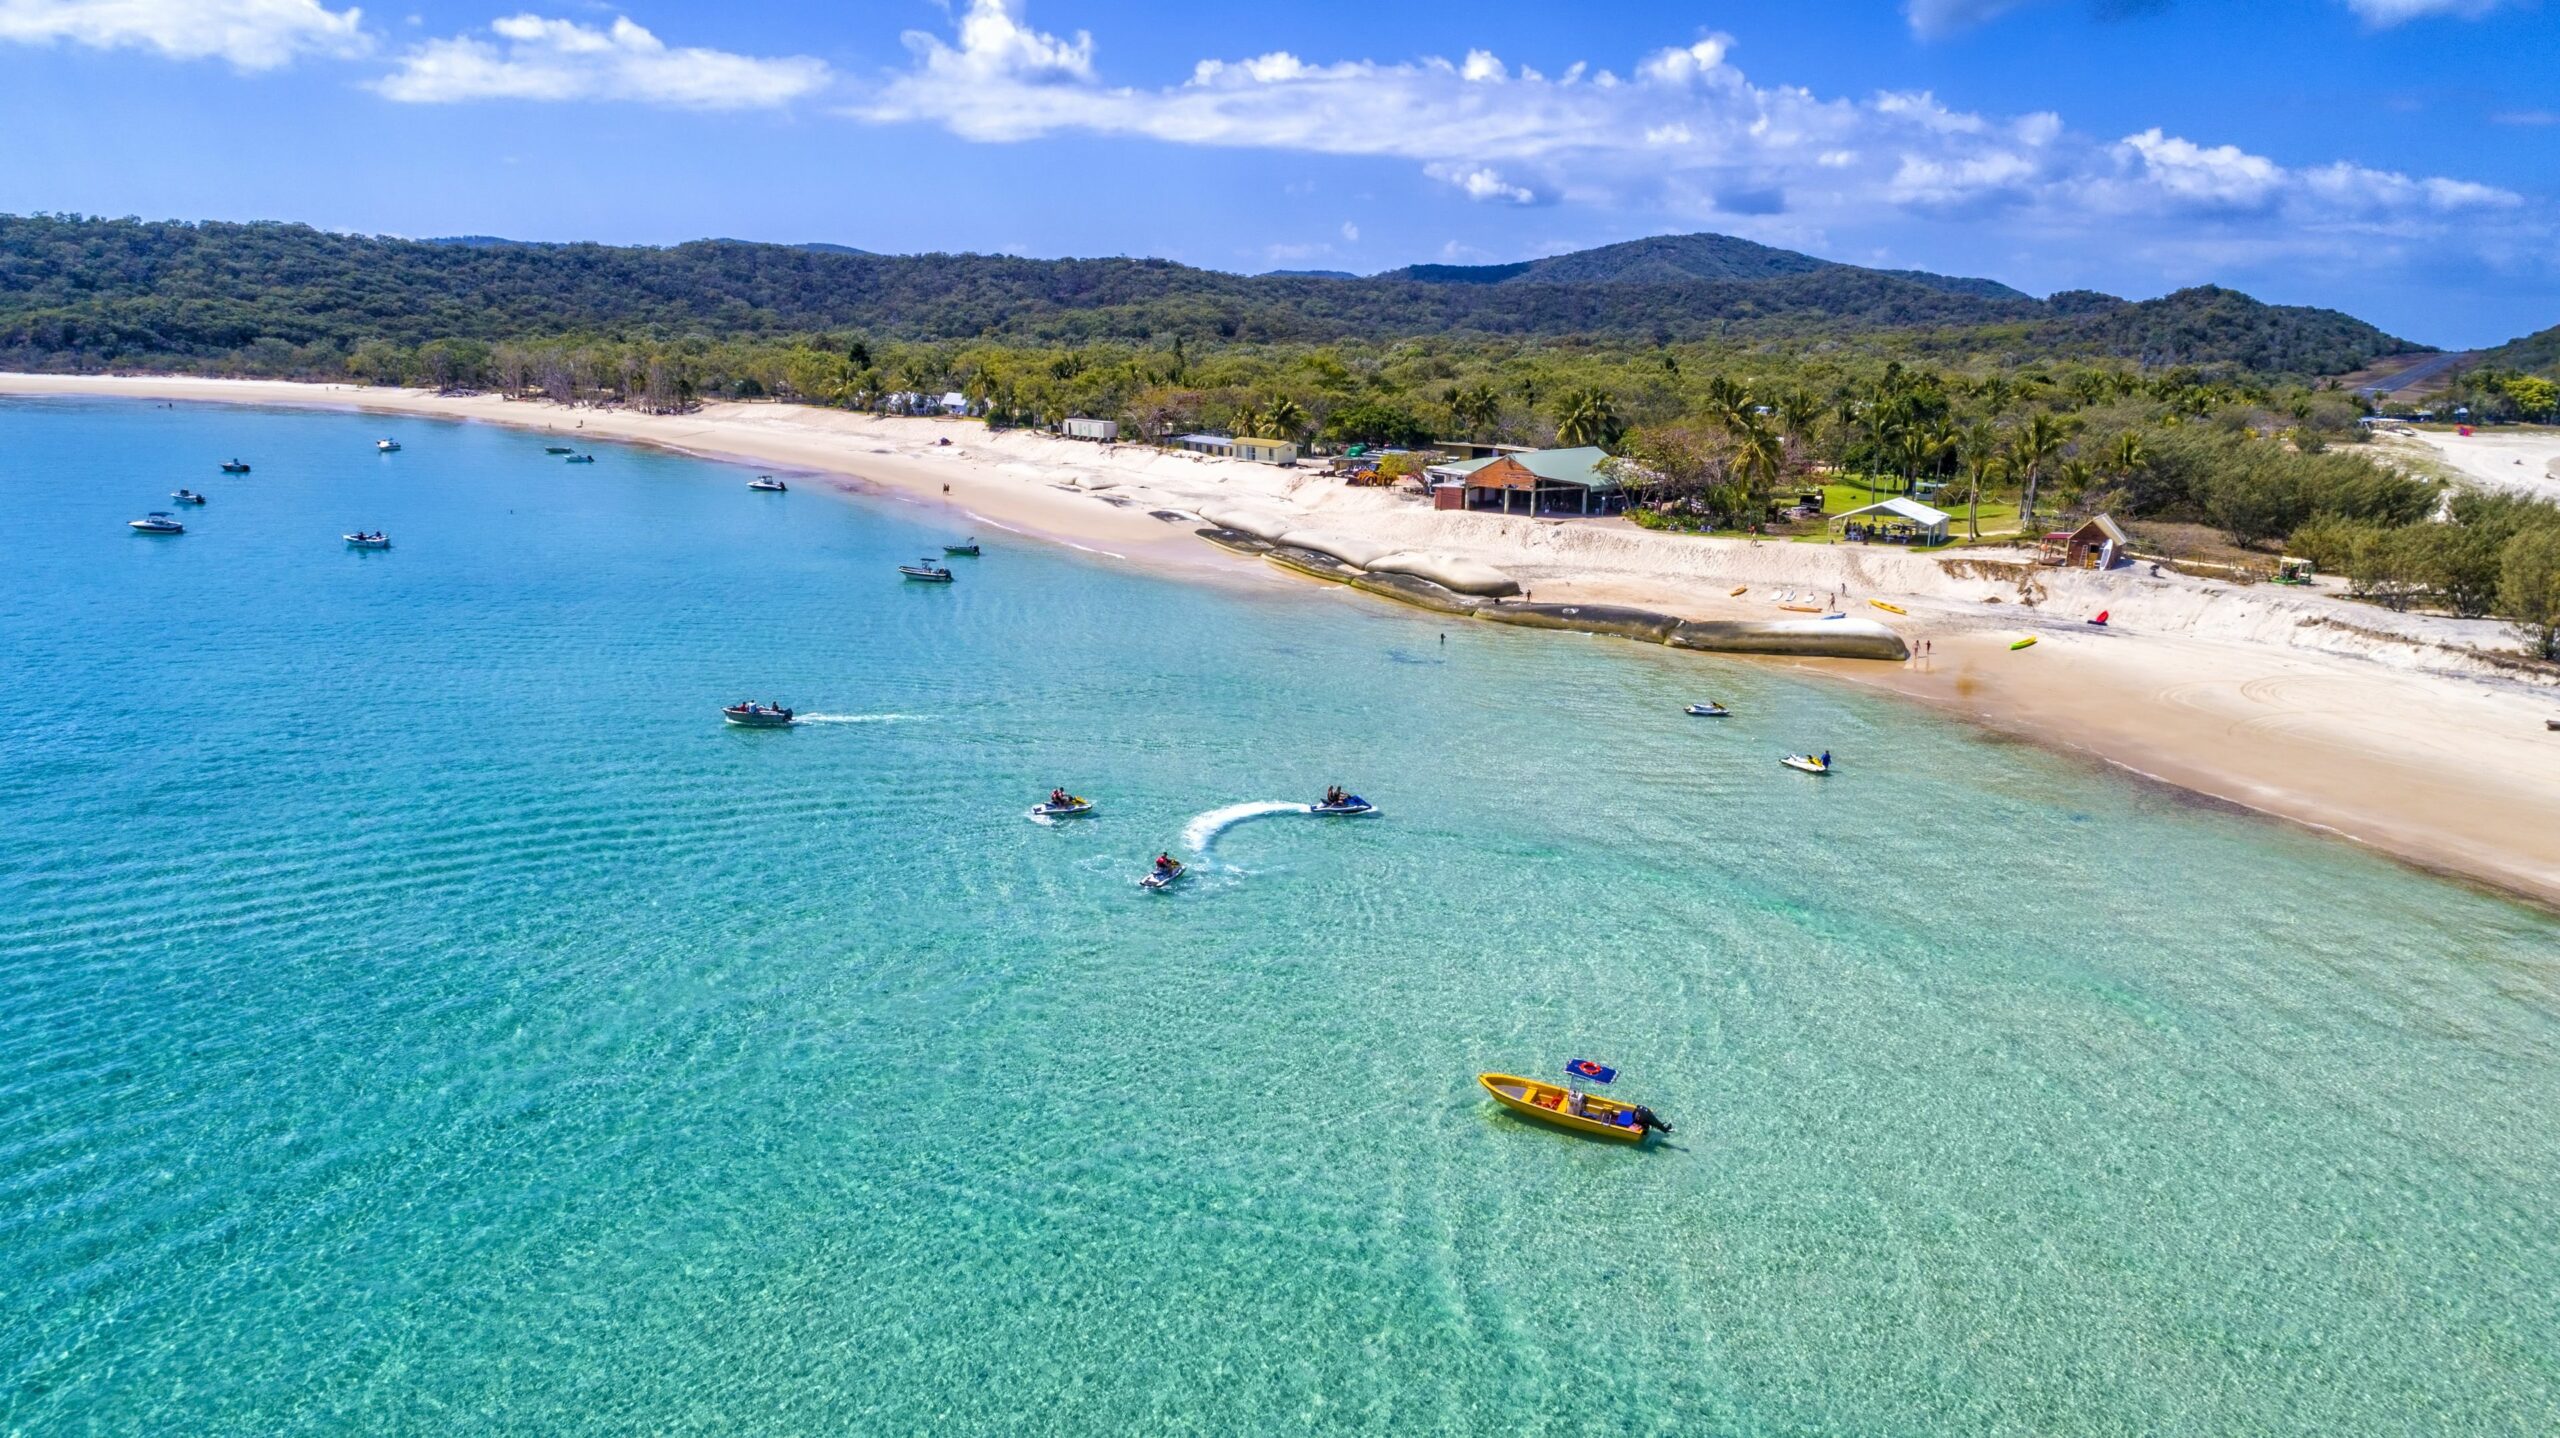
(1198, 529, 1909, 661)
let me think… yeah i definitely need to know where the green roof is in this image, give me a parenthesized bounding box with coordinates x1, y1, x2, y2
(1434, 446, 1620, 491)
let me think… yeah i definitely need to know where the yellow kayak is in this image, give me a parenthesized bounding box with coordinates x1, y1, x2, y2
(1478, 1073, 1652, 1142)
(1729, 585, 1749, 597)
(1870, 600, 1907, 615)
(2011, 636, 2038, 650)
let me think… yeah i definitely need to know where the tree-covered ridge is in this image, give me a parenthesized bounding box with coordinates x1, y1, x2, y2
(1379, 232, 2032, 302)
(2479, 321, 2560, 378)
(0, 214, 2417, 377)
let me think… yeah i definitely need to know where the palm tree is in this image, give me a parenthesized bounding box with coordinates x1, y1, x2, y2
(1230, 403, 1261, 439)
(1701, 376, 1751, 429)
(2011, 411, 2068, 527)
(1555, 388, 1623, 448)
(2107, 431, 2146, 484)
(1728, 413, 1786, 515)
(2055, 458, 2096, 513)
(1454, 383, 1500, 439)
(1265, 395, 1308, 441)
(1776, 390, 1823, 469)
(1958, 422, 2005, 542)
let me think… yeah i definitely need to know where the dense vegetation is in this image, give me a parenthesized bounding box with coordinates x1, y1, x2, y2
(0, 214, 2418, 375)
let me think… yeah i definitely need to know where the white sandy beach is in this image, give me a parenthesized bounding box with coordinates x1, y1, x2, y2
(12, 373, 2559, 908)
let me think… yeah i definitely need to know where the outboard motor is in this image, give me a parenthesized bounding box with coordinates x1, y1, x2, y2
(1633, 1105, 1672, 1136)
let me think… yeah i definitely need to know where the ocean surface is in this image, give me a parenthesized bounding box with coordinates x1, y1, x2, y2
(3, 396, 2556, 1435)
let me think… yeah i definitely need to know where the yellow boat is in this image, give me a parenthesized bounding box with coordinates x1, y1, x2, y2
(1729, 585, 1749, 597)
(1478, 1073, 1652, 1142)
(2011, 636, 2038, 650)
(1870, 599, 1907, 615)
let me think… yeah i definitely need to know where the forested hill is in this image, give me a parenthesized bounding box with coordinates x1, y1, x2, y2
(1376, 232, 2033, 302)
(2479, 321, 2560, 377)
(0, 214, 2417, 378)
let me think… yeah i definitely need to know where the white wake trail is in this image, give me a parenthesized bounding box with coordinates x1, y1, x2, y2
(1179, 800, 1308, 857)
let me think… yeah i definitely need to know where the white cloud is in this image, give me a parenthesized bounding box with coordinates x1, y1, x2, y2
(377, 13, 828, 108)
(2341, 0, 2510, 22)
(1340, 220, 1359, 242)
(1907, 0, 2513, 33)
(0, 0, 367, 69)
(852, 1, 2535, 273)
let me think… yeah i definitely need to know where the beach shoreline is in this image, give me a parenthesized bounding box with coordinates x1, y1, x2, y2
(11, 372, 2557, 909)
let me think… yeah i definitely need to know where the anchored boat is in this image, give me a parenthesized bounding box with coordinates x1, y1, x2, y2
(899, 559, 955, 582)
(219, 459, 251, 474)
(722, 702, 795, 728)
(544, 446, 575, 455)
(748, 476, 787, 492)
(170, 489, 208, 505)
(1478, 1073, 1669, 1143)
(1685, 702, 1730, 717)
(343, 532, 391, 549)
(943, 538, 981, 556)
(565, 453, 596, 464)
(129, 511, 185, 534)
(376, 438, 401, 453)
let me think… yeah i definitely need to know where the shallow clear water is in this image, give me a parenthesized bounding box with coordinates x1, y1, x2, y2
(3, 397, 2556, 1434)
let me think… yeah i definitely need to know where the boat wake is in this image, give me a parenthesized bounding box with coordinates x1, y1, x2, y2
(1180, 800, 1307, 857)
(792, 713, 923, 725)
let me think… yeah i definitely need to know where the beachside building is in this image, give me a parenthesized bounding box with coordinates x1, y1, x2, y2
(2040, 513, 2132, 569)
(1062, 417, 1120, 442)
(1828, 497, 1951, 547)
(1424, 446, 1623, 516)
(1169, 433, 1297, 464)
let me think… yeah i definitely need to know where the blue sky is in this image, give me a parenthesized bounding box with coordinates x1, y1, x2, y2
(0, 0, 2552, 347)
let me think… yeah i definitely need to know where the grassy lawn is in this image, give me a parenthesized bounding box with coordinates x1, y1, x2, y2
(1788, 480, 2027, 544)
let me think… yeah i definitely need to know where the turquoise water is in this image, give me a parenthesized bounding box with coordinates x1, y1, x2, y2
(3, 397, 2557, 1434)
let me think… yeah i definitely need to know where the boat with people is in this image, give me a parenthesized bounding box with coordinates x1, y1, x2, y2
(128, 511, 185, 534)
(899, 559, 955, 582)
(376, 438, 401, 453)
(219, 459, 251, 474)
(722, 702, 795, 728)
(1685, 702, 1730, 718)
(1781, 752, 1835, 775)
(1032, 790, 1096, 818)
(943, 539, 981, 556)
(1140, 855, 1187, 891)
(343, 531, 391, 549)
(170, 489, 208, 505)
(1309, 786, 1375, 816)
(565, 453, 596, 464)
(1478, 1071, 1671, 1144)
(748, 476, 787, 492)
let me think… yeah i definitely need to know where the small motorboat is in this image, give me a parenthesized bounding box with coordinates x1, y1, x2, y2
(1031, 796, 1096, 818)
(565, 454, 597, 464)
(943, 538, 981, 556)
(170, 489, 208, 505)
(1781, 754, 1834, 775)
(1308, 795, 1376, 817)
(722, 702, 795, 728)
(899, 559, 955, 582)
(1685, 702, 1730, 718)
(1478, 1074, 1667, 1144)
(544, 446, 574, 454)
(1140, 860, 1187, 891)
(129, 511, 185, 534)
(219, 459, 251, 474)
(343, 532, 391, 549)
(376, 438, 401, 453)
(748, 476, 788, 492)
